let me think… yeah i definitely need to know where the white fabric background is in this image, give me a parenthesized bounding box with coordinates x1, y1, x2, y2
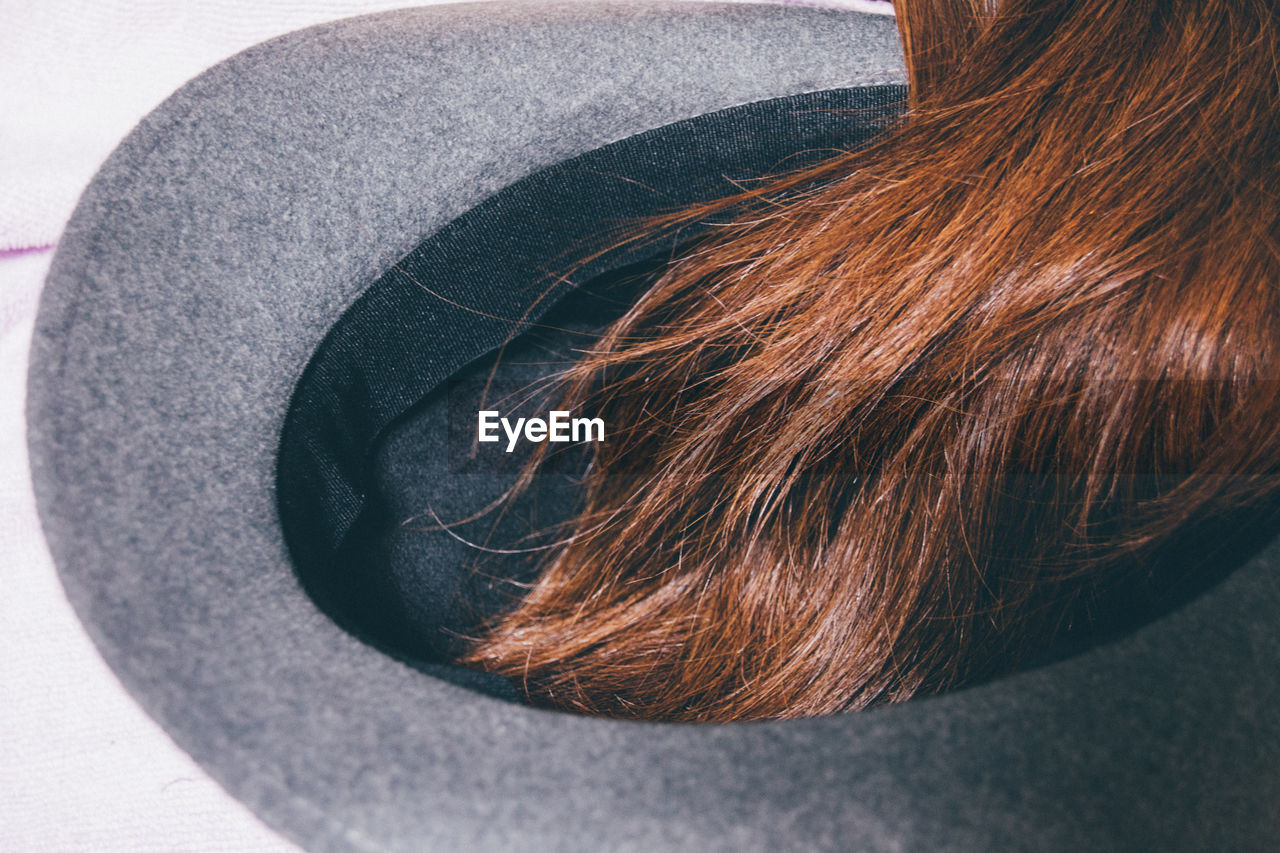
(0, 0, 893, 849)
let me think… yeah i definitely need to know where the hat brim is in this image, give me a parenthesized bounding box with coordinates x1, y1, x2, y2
(28, 2, 1280, 850)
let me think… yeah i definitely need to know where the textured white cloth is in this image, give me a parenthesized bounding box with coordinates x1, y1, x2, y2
(0, 0, 893, 850)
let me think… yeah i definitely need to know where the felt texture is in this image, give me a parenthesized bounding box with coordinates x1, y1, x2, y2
(26, 2, 1280, 852)
(0, 0, 895, 252)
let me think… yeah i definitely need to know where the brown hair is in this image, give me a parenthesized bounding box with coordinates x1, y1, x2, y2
(457, 0, 1280, 721)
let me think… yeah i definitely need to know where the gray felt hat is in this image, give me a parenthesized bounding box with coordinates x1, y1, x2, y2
(26, 1, 1280, 850)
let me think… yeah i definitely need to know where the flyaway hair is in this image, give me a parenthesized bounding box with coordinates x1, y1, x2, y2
(458, 0, 1280, 721)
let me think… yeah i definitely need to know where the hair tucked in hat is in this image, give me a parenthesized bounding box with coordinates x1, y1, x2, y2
(459, 0, 1280, 721)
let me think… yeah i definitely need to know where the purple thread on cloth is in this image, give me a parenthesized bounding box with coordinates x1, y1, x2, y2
(0, 245, 55, 259)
